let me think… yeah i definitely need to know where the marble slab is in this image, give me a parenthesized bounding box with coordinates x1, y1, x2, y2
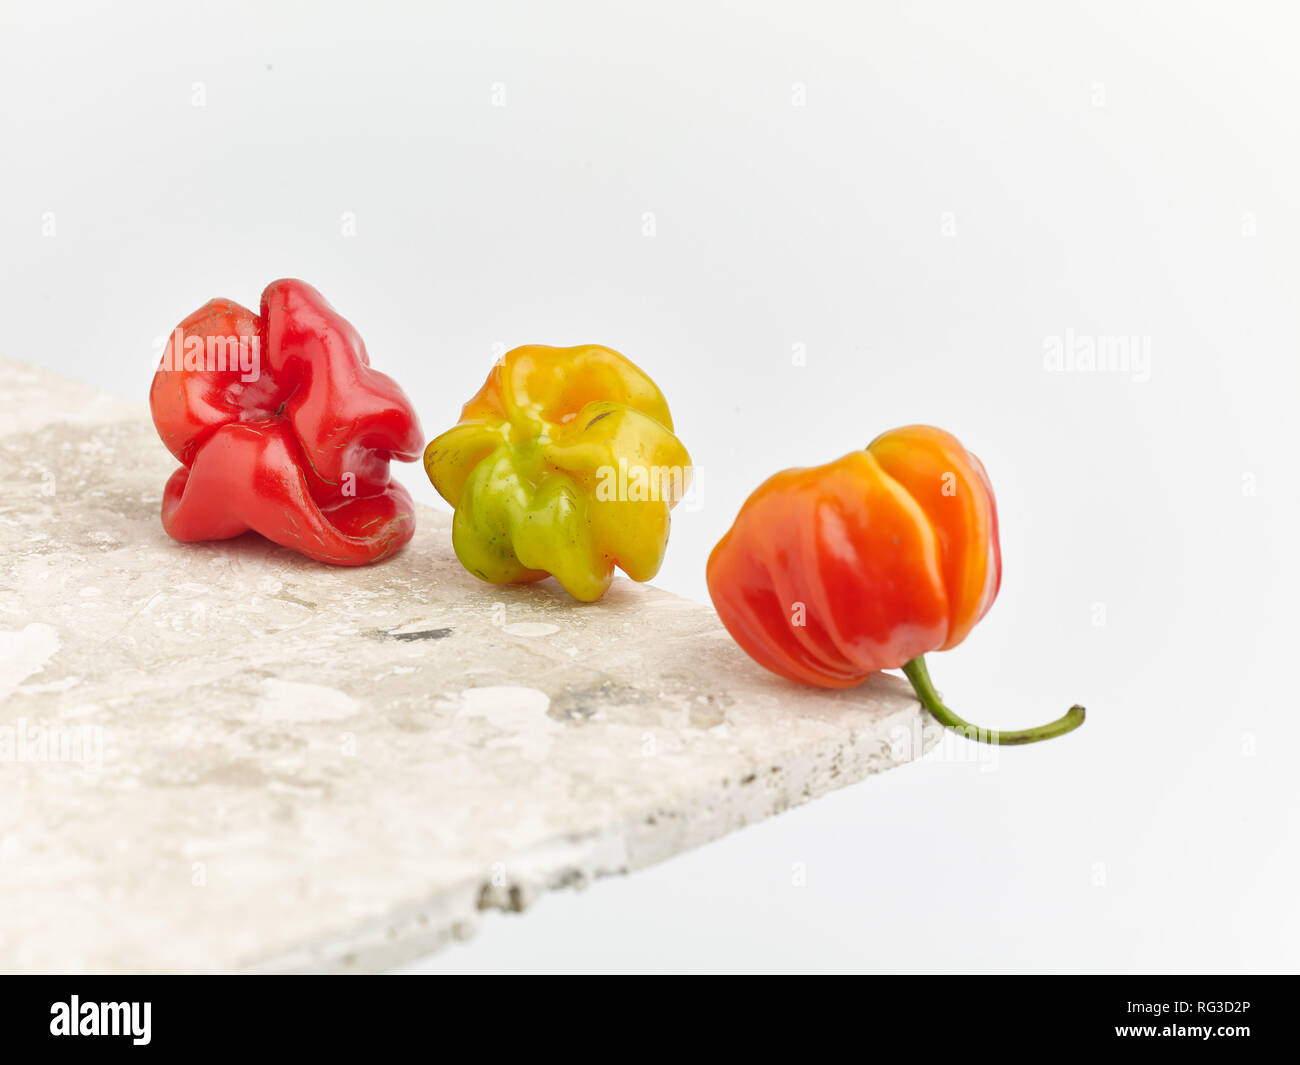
(0, 357, 941, 972)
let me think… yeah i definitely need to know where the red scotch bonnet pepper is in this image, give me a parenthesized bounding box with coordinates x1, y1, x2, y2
(150, 279, 423, 565)
(706, 425, 1085, 745)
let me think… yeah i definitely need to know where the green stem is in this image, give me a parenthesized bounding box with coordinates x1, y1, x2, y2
(901, 655, 1085, 746)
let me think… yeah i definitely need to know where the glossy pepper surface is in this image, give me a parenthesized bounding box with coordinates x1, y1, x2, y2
(707, 425, 1083, 744)
(150, 279, 423, 565)
(425, 344, 691, 602)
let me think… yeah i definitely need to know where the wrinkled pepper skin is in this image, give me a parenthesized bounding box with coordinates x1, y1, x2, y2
(150, 279, 423, 565)
(425, 344, 691, 601)
(707, 425, 1000, 688)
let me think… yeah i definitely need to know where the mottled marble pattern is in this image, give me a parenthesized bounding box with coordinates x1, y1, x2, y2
(0, 357, 941, 973)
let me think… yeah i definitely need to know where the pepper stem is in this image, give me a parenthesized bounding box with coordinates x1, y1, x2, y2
(901, 655, 1084, 746)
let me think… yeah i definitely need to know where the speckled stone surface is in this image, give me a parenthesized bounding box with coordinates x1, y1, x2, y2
(0, 356, 941, 973)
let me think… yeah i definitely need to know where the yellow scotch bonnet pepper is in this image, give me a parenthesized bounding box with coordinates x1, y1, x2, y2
(424, 344, 692, 602)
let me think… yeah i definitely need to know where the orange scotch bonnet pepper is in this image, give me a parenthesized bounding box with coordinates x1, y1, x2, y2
(706, 425, 1084, 745)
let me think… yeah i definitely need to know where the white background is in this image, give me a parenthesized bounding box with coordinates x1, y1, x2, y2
(3, 1, 1297, 973)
